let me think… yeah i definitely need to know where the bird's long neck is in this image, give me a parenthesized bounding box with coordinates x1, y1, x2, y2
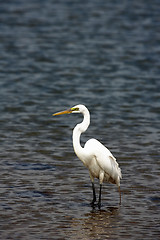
(72, 109, 90, 163)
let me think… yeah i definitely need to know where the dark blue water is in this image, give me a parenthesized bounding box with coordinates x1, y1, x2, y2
(0, 0, 160, 239)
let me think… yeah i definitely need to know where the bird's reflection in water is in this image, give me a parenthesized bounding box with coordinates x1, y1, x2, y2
(69, 206, 120, 239)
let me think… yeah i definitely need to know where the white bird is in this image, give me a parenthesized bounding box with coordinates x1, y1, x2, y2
(53, 104, 122, 208)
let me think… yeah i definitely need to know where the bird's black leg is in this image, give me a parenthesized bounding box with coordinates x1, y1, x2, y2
(91, 182, 96, 206)
(98, 184, 102, 209)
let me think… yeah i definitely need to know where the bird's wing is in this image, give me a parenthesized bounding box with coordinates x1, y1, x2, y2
(108, 155, 122, 179)
(85, 138, 122, 181)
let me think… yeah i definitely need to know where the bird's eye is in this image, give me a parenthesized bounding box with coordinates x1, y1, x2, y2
(71, 107, 79, 111)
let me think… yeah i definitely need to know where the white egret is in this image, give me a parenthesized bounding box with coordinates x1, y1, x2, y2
(53, 104, 122, 208)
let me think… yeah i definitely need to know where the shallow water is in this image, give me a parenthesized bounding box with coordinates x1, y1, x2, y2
(0, 0, 160, 239)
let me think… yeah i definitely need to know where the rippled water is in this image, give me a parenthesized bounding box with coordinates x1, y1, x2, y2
(0, 0, 160, 239)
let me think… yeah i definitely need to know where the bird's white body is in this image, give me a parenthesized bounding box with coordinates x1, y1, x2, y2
(53, 104, 122, 206)
(82, 138, 121, 186)
(72, 105, 121, 188)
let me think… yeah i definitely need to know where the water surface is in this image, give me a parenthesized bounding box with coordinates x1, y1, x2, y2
(0, 0, 160, 239)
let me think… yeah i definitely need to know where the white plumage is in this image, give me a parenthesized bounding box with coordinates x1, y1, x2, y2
(53, 104, 122, 207)
(83, 139, 122, 185)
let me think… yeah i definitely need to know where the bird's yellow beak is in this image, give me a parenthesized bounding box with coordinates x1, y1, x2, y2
(53, 109, 72, 116)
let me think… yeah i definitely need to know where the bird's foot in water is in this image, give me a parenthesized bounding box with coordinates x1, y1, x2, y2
(90, 201, 101, 209)
(97, 201, 101, 209)
(90, 200, 96, 208)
